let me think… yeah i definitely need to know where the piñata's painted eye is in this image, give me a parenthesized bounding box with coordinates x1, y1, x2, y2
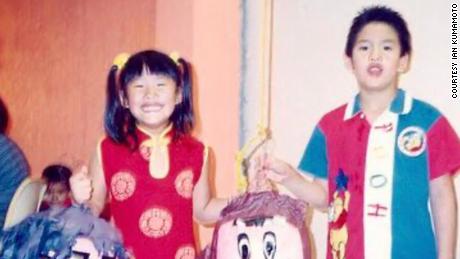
(237, 233, 251, 259)
(263, 231, 276, 259)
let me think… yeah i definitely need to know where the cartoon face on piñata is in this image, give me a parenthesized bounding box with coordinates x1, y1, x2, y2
(203, 191, 311, 259)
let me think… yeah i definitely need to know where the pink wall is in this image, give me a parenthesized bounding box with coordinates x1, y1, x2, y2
(0, 0, 239, 249)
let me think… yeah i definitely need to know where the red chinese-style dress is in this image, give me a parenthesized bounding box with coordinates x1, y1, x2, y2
(99, 125, 205, 259)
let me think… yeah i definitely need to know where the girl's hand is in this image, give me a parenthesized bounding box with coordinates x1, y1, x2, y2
(69, 166, 93, 204)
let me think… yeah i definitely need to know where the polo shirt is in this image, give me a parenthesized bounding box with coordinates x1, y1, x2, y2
(299, 89, 460, 259)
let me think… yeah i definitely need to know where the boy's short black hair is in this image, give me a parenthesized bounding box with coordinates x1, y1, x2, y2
(345, 5, 411, 57)
(42, 164, 72, 190)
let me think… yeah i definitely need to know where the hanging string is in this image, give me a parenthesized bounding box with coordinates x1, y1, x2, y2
(236, 0, 274, 192)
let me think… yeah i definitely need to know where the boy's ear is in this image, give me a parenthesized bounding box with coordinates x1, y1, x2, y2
(397, 54, 410, 73)
(119, 91, 129, 108)
(343, 54, 354, 71)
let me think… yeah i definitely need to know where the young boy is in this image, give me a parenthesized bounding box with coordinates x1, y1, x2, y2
(264, 6, 460, 259)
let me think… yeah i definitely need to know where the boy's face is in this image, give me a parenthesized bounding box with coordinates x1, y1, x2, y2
(44, 182, 70, 208)
(345, 22, 409, 93)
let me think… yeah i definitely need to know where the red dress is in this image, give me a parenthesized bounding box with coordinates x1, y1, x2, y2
(100, 127, 204, 259)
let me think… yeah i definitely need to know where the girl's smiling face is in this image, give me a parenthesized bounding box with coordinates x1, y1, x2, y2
(346, 22, 409, 93)
(123, 69, 182, 135)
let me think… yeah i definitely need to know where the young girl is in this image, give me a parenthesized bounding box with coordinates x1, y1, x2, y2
(40, 164, 72, 212)
(70, 50, 227, 258)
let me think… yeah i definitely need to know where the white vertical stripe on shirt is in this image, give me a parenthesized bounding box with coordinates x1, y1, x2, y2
(364, 111, 398, 259)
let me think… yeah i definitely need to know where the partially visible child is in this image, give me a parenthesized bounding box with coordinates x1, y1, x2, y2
(40, 164, 72, 211)
(263, 5, 460, 259)
(1, 163, 128, 258)
(0, 96, 29, 229)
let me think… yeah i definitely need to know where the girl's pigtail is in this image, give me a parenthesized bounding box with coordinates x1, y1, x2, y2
(104, 66, 125, 143)
(173, 58, 194, 136)
(105, 53, 138, 148)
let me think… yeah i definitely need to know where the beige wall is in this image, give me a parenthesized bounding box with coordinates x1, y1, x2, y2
(0, 0, 240, 250)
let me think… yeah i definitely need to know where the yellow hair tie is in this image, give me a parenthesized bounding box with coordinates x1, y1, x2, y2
(169, 51, 181, 65)
(113, 52, 130, 70)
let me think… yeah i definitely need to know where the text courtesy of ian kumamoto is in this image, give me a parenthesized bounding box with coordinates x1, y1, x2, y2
(452, 3, 458, 98)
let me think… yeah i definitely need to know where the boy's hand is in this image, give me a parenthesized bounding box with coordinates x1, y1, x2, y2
(264, 157, 298, 184)
(69, 166, 93, 204)
(247, 153, 273, 192)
